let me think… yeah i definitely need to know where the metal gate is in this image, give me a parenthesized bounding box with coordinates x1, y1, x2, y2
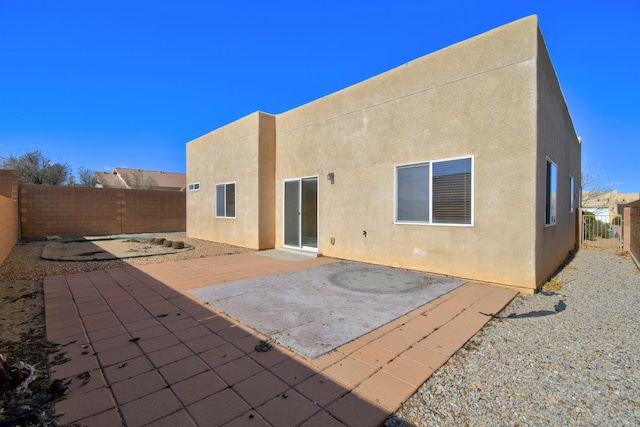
(582, 212, 623, 249)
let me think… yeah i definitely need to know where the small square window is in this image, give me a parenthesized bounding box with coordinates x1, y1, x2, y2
(188, 182, 200, 191)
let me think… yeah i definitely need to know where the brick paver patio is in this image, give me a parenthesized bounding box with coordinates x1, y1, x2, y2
(44, 252, 516, 426)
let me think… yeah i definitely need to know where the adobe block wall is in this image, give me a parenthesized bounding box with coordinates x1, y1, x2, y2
(120, 189, 186, 234)
(19, 185, 185, 238)
(0, 170, 18, 199)
(629, 200, 640, 266)
(0, 195, 19, 266)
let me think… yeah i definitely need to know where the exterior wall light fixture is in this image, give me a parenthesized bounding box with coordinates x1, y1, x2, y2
(327, 172, 334, 184)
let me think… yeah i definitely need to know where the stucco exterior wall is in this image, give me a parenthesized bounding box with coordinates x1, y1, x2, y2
(275, 16, 540, 289)
(257, 114, 277, 249)
(186, 15, 580, 292)
(582, 190, 640, 217)
(535, 28, 581, 287)
(186, 112, 276, 249)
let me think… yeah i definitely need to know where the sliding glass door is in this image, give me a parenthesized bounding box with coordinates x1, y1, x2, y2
(284, 177, 317, 250)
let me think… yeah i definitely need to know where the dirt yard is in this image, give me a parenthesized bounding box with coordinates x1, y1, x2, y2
(0, 235, 250, 425)
(41, 237, 194, 261)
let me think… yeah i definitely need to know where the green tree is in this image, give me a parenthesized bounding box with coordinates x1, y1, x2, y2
(1, 150, 71, 185)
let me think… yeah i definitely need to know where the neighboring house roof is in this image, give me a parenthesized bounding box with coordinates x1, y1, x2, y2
(95, 168, 186, 191)
(94, 171, 127, 189)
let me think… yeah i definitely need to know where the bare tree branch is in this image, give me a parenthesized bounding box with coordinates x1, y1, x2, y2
(0, 150, 71, 185)
(76, 168, 97, 186)
(121, 170, 158, 189)
(581, 168, 614, 208)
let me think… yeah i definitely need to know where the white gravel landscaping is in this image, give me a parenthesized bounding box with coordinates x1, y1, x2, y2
(387, 249, 640, 427)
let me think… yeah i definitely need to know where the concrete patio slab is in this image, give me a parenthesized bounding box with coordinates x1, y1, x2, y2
(43, 252, 517, 426)
(191, 260, 465, 359)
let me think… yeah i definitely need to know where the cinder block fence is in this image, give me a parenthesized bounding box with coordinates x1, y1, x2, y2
(0, 194, 18, 264)
(627, 201, 640, 267)
(19, 184, 186, 238)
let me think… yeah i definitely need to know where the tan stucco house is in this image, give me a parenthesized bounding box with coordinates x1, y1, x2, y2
(186, 15, 581, 292)
(582, 190, 640, 221)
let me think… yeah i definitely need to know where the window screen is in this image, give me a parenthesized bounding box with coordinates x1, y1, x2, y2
(396, 164, 430, 222)
(216, 182, 235, 218)
(216, 184, 225, 217)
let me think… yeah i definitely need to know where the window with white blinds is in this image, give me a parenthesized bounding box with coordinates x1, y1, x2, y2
(432, 158, 472, 224)
(216, 182, 236, 218)
(396, 157, 473, 225)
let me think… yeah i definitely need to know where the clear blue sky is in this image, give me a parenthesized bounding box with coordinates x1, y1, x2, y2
(1, 1, 638, 192)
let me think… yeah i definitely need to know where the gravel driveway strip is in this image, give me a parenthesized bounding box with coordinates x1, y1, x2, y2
(387, 249, 640, 426)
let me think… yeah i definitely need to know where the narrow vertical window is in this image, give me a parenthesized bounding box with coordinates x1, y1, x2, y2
(225, 183, 235, 217)
(569, 176, 574, 213)
(216, 182, 236, 218)
(216, 184, 225, 217)
(546, 159, 557, 225)
(396, 164, 430, 222)
(432, 158, 472, 224)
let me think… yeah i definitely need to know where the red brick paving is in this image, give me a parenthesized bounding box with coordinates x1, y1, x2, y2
(44, 253, 516, 426)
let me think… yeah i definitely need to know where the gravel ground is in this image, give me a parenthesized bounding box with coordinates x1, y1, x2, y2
(387, 249, 640, 427)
